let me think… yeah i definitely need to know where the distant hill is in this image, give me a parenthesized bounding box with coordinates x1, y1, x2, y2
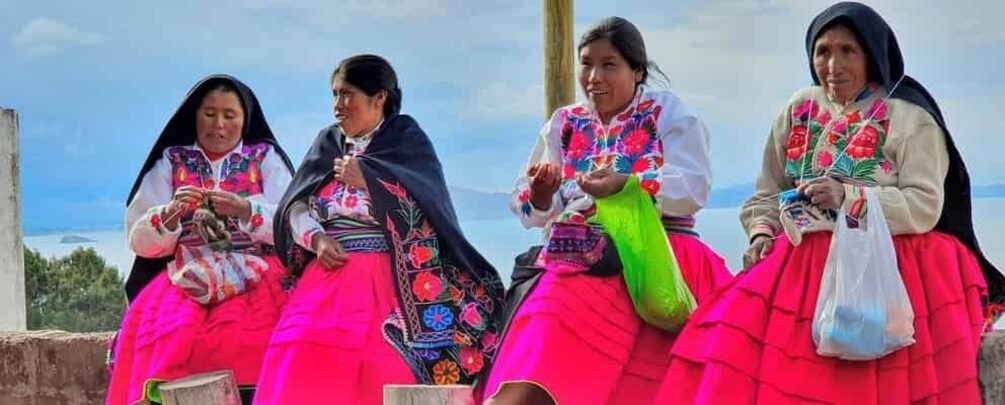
(59, 235, 97, 244)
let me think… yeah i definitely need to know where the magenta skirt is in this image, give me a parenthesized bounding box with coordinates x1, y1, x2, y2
(481, 233, 733, 404)
(106, 254, 288, 405)
(253, 252, 417, 404)
(657, 232, 987, 404)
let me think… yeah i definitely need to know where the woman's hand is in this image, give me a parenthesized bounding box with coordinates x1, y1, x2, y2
(334, 156, 367, 189)
(797, 177, 845, 210)
(527, 163, 562, 210)
(576, 168, 629, 199)
(164, 186, 204, 231)
(312, 233, 349, 270)
(205, 190, 252, 222)
(742, 234, 775, 270)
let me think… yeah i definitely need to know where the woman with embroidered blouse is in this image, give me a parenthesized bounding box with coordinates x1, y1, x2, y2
(107, 75, 295, 404)
(656, 3, 1004, 404)
(253, 54, 504, 404)
(481, 17, 732, 405)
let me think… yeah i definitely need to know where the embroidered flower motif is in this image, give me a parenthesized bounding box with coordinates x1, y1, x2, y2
(866, 99, 888, 121)
(449, 285, 464, 303)
(623, 128, 650, 156)
(379, 180, 409, 201)
(481, 331, 498, 351)
(459, 346, 485, 375)
(518, 189, 530, 203)
(250, 213, 264, 229)
(567, 131, 589, 159)
(879, 159, 893, 174)
(846, 110, 862, 124)
(344, 194, 359, 209)
(793, 99, 817, 121)
(816, 109, 832, 127)
(631, 158, 651, 174)
(417, 349, 441, 361)
(817, 151, 834, 168)
(637, 99, 655, 113)
(302, 230, 317, 247)
(563, 162, 575, 180)
(846, 125, 880, 160)
(432, 359, 460, 385)
(150, 213, 162, 229)
(459, 302, 484, 328)
(454, 331, 473, 346)
(640, 179, 660, 195)
(409, 244, 436, 268)
(832, 119, 848, 136)
(423, 305, 454, 331)
(827, 131, 841, 145)
(786, 125, 810, 160)
(413, 272, 444, 302)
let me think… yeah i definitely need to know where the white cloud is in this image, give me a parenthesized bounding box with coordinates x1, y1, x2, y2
(11, 17, 103, 58)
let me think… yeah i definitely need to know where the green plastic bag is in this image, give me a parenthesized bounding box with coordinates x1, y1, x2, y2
(591, 175, 697, 333)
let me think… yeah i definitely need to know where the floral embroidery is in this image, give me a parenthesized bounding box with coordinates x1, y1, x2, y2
(879, 159, 893, 174)
(459, 346, 485, 375)
(246, 201, 265, 233)
(423, 304, 454, 331)
(538, 91, 666, 213)
(432, 360, 460, 385)
(413, 271, 445, 302)
(310, 179, 376, 224)
(817, 150, 834, 168)
(786, 126, 810, 160)
(150, 212, 163, 233)
(409, 243, 437, 268)
(166, 144, 271, 253)
(459, 302, 484, 328)
(783, 98, 889, 185)
(377, 178, 502, 386)
(480, 331, 498, 352)
(218, 144, 268, 197)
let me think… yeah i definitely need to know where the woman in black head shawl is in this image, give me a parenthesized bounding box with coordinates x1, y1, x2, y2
(655, 3, 1001, 404)
(107, 74, 295, 405)
(253, 55, 504, 404)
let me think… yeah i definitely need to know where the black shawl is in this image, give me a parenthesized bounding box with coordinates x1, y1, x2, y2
(124, 74, 294, 301)
(274, 114, 504, 385)
(807, 2, 1005, 305)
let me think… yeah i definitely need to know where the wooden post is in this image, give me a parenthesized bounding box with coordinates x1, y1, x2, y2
(0, 108, 26, 331)
(543, 0, 575, 118)
(383, 385, 475, 405)
(160, 371, 240, 405)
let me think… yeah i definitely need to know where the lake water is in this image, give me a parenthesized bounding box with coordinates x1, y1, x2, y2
(25, 198, 1005, 285)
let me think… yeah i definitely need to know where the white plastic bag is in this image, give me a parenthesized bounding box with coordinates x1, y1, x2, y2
(812, 188, 915, 360)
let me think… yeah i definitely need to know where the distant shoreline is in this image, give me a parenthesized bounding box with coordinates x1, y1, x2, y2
(22, 187, 1005, 237)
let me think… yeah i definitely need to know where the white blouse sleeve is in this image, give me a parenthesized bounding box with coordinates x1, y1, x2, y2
(288, 200, 324, 252)
(126, 152, 182, 258)
(654, 93, 713, 217)
(238, 146, 292, 245)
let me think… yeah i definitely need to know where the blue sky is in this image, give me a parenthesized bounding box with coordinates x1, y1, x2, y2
(2, 0, 1001, 230)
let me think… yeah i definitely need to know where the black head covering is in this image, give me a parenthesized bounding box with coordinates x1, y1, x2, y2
(807, 2, 1005, 306)
(123, 74, 295, 301)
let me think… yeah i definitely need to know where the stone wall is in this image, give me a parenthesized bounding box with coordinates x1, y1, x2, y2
(0, 331, 113, 405)
(1, 330, 1004, 404)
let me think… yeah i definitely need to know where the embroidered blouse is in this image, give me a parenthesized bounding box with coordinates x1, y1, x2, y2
(126, 141, 292, 260)
(741, 84, 949, 240)
(509, 86, 713, 228)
